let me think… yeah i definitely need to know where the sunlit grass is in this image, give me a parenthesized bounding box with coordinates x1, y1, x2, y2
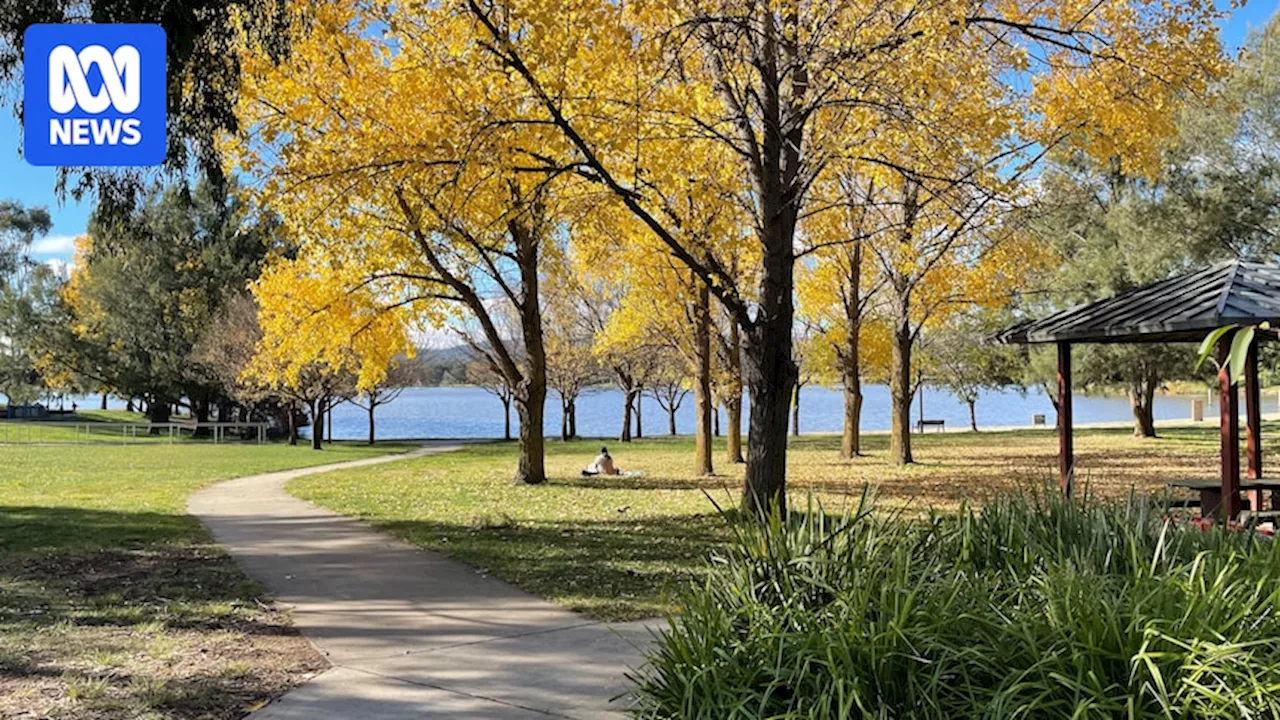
(1, 441, 418, 552)
(289, 424, 1250, 620)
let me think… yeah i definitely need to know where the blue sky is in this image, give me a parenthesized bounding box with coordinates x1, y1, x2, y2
(1, 1, 1276, 268)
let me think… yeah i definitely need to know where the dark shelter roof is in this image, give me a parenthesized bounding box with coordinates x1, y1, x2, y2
(997, 260, 1280, 344)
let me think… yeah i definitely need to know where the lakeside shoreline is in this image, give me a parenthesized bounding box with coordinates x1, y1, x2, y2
(11, 384, 1280, 443)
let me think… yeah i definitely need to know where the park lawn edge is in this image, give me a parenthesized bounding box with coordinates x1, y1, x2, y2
(0, 440, 418, 719)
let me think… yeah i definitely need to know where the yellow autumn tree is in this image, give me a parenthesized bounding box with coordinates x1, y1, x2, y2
(243, 256, 415, 449)
(601, 258, 718, 472)
(581, 178, 752, 475)
(233, 0, 1225, 510)
(711, 297, 750, 465)
(542, 245, 602, 441)
(856, 170, 1058, 464)
(425, 0, 1226, 512)
(795, 172, 894, 458)
(231, 0, 570, 481)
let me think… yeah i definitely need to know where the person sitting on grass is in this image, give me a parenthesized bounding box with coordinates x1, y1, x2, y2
(582, 446, 621, 476)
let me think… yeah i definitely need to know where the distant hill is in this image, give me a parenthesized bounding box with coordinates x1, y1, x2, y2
(423, 344, 474, 363)
(399, 345, 473, 386)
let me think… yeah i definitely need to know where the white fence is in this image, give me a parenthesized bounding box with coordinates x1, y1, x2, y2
(0, 421, 270, 445)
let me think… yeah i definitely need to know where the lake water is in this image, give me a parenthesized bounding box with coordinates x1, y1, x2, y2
(293, 384, 1270, 441)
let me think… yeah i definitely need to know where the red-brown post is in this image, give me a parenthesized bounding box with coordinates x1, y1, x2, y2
(1218, 335, 1242, 521)
(1246, 338, 1262, 478)
(1057, 341, 1074, 497)
(1245, 337, 1264, 511)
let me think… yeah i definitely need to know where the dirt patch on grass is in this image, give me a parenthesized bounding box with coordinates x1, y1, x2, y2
(0, 545, 326, 719)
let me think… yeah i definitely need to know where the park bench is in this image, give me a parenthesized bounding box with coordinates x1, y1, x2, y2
(916, 419, 945, 433)
(1166, 478, 1280, 522)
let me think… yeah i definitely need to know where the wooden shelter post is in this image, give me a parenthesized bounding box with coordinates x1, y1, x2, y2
(1245, 336, 1263, 511)
(1218, 335, 1242, 521)
(1057, 341, 1073, 497)
(1245, 339, 1262, 478)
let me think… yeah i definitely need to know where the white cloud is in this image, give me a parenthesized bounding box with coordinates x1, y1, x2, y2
(30, 234, 77, 256)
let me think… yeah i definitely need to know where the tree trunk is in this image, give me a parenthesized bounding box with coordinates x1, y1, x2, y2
(724, 398, 743, 457)
(888, 180, 922, 466)
(635, 387, 644, 439)
(561, 398, 570, 441)
(192, 393, 211, 437)
(791, 383, 801, 437)
(713, 405, 721, 437)
(568, 399, 577, 439)
(968, 399, 978, 432)
(126, 397, 135, 413)
(726, 320, 745, 464)
(100, 392, 108, 410)
(1131, 378, 1157, 438)
(840, 238, 864, 459)
(368, 400, 376, 445)
(147, 396, 171, 425)
(512, 211, 548, 486)
(842, 380, 863, 459)
(619, 388, 633, 442)
(694, 281, 714, 476)
(1041, 381, 1062, 430)
(288, 403, 298, 446)
(889, 288, 915, 465)
(514, 385, 546, 484)
(503, 397, 512, 441)
(326, 400, 333, 444)
(742, 330, 795, 516)
(668, 406, 677, 436)
(310, 399, 323, 450)
(740, 251, 797, 515)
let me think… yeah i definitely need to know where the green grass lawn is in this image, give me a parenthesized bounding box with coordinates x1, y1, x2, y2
(0, 408, 239, 444)
(289, 425, 1255, 622)
(0, 441, 415, 719)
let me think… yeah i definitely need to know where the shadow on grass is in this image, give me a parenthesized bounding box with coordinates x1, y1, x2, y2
(0, 661, 320, 720)
(368, 512, 735, 620)
(0, 505, 205, 555)
(1, 506, 322, 718)
(0, 506, 302, 633)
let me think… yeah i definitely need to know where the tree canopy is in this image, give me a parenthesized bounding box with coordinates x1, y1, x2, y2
(224, 0, 1227, 510)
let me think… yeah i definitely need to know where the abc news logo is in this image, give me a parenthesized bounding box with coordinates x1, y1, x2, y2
(48, 44, 143, 146)
(24, 24, 166, 167)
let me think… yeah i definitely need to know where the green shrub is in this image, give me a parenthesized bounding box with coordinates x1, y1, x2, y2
(630, 490, 1280, 719)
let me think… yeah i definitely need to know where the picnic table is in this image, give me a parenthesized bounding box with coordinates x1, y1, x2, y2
(1166, 478, 1280, 522)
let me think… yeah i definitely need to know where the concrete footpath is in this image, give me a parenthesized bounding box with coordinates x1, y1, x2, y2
(187, 444, 661, 719)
